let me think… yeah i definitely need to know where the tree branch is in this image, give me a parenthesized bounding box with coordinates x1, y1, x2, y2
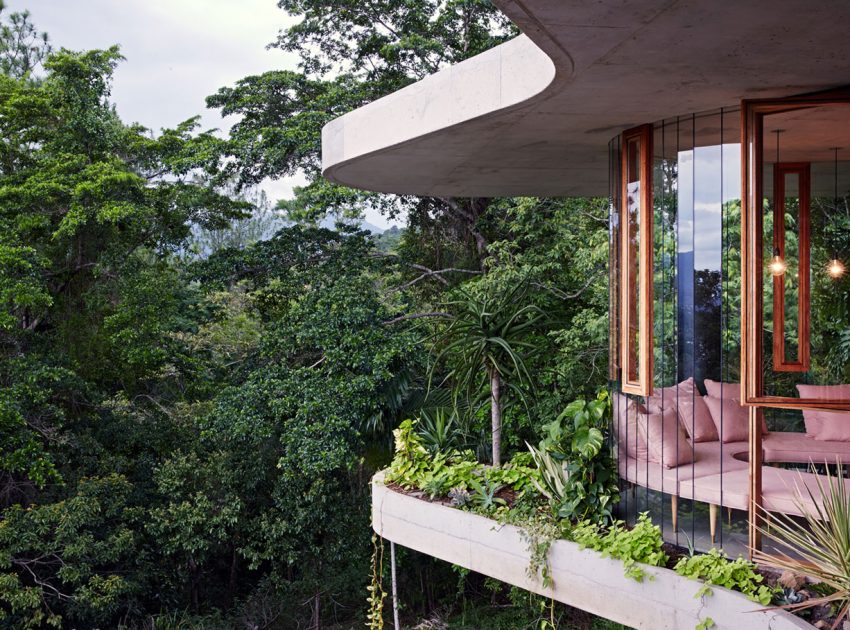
(383, 312, 452, 325)
(391, 266, 482, 292)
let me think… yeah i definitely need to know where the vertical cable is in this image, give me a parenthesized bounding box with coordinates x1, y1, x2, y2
(660, 120, 666, 538)
(719, 108, 725, 548)
(674, 115, 681, 548)
(691, 113, 697, 549)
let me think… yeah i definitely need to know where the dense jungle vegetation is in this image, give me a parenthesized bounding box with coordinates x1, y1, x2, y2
(0, 2, 613, 627)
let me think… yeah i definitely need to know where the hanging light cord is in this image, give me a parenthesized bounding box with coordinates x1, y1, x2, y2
(834, 147, 839, 259)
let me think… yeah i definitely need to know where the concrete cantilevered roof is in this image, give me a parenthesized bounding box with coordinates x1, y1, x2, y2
(321, 0, 850, 198)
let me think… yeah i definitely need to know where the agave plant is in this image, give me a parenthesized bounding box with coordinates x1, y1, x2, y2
(416, 407, 465, 455)
(753, 465, 850, 628)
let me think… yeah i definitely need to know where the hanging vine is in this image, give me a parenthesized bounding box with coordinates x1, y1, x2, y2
(367, 534, 387, 629)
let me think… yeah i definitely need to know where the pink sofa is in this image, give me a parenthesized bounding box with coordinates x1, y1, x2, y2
(618, 432, 850, 542)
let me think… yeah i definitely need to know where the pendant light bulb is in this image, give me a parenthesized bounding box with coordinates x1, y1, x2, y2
(769, 248, 787, 277)
(828, 258, 845, 279)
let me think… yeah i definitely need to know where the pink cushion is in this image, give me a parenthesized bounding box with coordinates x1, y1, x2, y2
(688, 470, 749, 508)
(614, 393, 649, 460)
(796, 384, 850, 439)
(763, 431, 850, 462)
(638, 407, 695, 468)
(704, 395, 749, 443)
(703, 379, 768, 433)
(813, 418, 850, 442)
(704, 379, 741, 399)
(647, 377, 718, 442)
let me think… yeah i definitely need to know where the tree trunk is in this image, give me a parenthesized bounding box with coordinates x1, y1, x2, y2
(312, 591, 321, 630)
(489, 367, 501, 467)
(227, 545, 237, 608)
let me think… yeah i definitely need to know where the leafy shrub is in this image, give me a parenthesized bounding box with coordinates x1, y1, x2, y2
(530, 391, 619, 523)
(675, 549, 774, 605)
(385, 420, 538, 500)
(468, 478, 507, 513)
(485, 454, 540, 493)
(416, 407, 465, 455)
(385, 419, 431, 488)
(572, 513, 667, 581)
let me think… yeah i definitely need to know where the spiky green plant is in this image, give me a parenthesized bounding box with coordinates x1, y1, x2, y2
(753, 465, 850, 628)
(527, 442, 569, 505)
(430, 284, 546, 467)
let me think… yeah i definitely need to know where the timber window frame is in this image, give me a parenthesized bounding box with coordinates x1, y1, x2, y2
(741, 89, 850, 410)
(771, 161, 811, 373)
(619, 124, 654, 396)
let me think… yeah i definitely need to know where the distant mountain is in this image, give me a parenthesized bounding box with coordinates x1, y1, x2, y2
(318, 215, 385, 234)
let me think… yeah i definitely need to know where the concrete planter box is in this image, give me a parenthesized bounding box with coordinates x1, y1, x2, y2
(372, 472, 813, 630)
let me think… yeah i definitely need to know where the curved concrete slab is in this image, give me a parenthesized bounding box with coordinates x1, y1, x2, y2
(321, 34, 562, 195)
(372, 473, 813, 630)
(322, 0, 850, 197)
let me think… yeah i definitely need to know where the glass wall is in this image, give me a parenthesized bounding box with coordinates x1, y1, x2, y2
(758, 104, 850, 401)
(610, 108, 749, 554)
(611, 98, 850, 556)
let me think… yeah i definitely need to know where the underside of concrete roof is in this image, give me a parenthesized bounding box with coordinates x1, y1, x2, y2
(321, 0, 850, 198)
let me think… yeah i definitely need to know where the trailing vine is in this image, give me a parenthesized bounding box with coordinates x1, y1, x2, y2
(367, 534, 387, 629)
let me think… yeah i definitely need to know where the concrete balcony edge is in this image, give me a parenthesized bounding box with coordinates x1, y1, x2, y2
(321, 34, 561, 194)
(371, 472, 813, 630)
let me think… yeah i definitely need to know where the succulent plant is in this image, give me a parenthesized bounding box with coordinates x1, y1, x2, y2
(448, 486, 471, 507)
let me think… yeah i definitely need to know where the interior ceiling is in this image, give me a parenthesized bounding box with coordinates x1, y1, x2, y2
(763, 105, 850, 164)
(323, 0, 850, 198)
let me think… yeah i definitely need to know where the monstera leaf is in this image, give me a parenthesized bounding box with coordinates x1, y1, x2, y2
(571, 426, 603, 459)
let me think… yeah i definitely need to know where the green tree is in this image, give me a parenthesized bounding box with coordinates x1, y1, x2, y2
(0, 1, 50, 79)
(433, 285, 546, 466)
(207, 0, 516, 265)
(0, 34, 248, 624)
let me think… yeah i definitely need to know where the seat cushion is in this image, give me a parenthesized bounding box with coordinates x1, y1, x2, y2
(685, 469, 749, 509)
(759, 467, 850, 518)
(763, 431, 850, 464)
(668, 441, 749, 485)
(647, 377, 718, 443)
(618, 455, 667, 493)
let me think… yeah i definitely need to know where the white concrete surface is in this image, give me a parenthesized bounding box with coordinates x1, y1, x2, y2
(372, 472, 813, 630)
(322, 0, 850, 197)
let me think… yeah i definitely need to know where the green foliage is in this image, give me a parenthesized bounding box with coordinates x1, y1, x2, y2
(433, 284, 544, 407)
(385, 419, 541, 501)
(366, 535, 387, 630)
(530, 391, 619, 523)
(416, 407, 465, 455)
(0, 4, 622, 628)
(0, 475, 140, 628)
(674, 549, 774, 606)
(695, 617, 716, 630)
(572, 513, 668, 582)
(0, 3, 50, 78)
(432, 284, 548, 465)
(468, 478, 507, 513)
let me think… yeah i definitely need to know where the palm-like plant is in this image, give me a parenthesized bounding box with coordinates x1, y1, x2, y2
(431, 284, 545, 467)
(753, 465, 850, 628)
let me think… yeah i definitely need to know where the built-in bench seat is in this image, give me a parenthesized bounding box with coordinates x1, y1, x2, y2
(617, 431, 850, 542)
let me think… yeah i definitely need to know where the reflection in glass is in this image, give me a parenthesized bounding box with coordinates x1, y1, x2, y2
(626, 136, 641, 384)
(759, 104, 850, 398)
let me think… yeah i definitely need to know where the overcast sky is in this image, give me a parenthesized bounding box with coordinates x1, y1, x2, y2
(21, 0, 396, 229)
